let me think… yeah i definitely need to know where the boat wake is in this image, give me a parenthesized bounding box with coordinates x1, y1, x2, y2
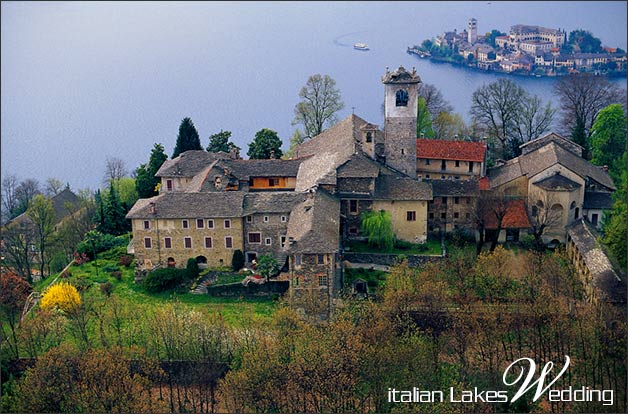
(333, 31, 367, 47)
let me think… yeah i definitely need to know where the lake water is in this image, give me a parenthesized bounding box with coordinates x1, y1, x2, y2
(1, 1, 626, 189)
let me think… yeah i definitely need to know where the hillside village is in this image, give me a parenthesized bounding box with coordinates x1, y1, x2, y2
(409, 19, 627, 76)
(126, 66, 625, 315)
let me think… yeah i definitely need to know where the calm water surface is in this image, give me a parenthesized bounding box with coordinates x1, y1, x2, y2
(2, 1, 626, 189)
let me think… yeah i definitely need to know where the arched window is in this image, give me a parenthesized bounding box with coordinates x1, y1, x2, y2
(551, 203, 564, 223)
(531, 205, 538, 217)
(366, 132, 372, 143)
(570, 201, 576, 209)
(395, 89, 409, 106)
(167, 257, 176, 268)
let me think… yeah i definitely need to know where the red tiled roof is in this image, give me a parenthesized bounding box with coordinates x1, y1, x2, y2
(416, 139, 486, 162)
(484, 199, 531, 229)
(479, 176, 490, 191)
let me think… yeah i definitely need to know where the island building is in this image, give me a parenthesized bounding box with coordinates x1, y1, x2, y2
(126, 66, 620, 313)
(467, 18, 477, 44)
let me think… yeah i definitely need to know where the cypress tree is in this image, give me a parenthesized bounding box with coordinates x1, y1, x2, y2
(172, 117, 202, 158)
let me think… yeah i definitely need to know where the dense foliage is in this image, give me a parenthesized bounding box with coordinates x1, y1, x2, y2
(172, 117, 202, 158)
(135, 143, 168, 198)
(76, 231, 126, 259)
(39, 282, 81, 313)
(142, 267, 189, 293)
(247, 128, 283, 159)
(360, 210, 394, 251)
(231, 249, 245, 271)
(206, 129, 240, 154)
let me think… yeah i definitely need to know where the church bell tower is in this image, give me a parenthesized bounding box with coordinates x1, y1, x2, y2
(382, 66, 421, 177)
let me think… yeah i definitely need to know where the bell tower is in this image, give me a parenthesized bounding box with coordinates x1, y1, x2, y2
(382, 66, 421, 177)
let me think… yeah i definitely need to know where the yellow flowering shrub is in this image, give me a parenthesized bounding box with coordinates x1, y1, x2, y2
(39, 282, 81, 313)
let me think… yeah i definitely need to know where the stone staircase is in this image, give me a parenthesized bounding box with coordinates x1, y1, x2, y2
(191, 272, 218, 295)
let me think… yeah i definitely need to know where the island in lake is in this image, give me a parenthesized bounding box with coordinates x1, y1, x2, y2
(408, 18, 627, 77)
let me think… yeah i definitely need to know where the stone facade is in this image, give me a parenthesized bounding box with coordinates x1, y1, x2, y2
(372, 200, 428, 243)
(243, 212, 290, 265)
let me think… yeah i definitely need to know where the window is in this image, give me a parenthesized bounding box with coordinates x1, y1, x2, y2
(425, 174, 430, 179)
(281, 215, 287, 222)
(429, 212, 434, 219)
(317, 254, 325, 265)
(406, 211, 416, 221)
(144, 237, 152, 249)
(570, 201, 576, 209)
(455, 160, 460, 167)
(143, 220, 150, 229)
(207, 219, 214, 228)
(224, 219, 231, 229)
(401, 148, 405, 155)
(532, 206, 538, 217)
(204, 237, 213, 248)
(454, 176, 460, 180)
(425, 159, 431, 165)
(348, 227, 358, 235)
(294, 277, 300, 287)
(196, 218, 204, 229)
(591, 213, 598, 226)
(349, 200, 358, 213)
(268, 178, 279, 187)
(454, 212, 459, 219)
(246, 215, 253, 223)
(280, 235, 287, 247)
(166, 179, 173, 191)
(366, 132, 372, 143)
(263, 216, 269, 223)
(248, 233, 261, 244)
(441, 175, 445, 179)
(442, 197, 447, 204)
(454, 197, 459, 204)
(468, 161, 474, 173)
(575, 207, 579, 219)
(225, 237, 233, 249)
(182, 219, 189, 229)
(441, 212, 446, 219)
(265, 237, 272, 245)
(295, 255, 302, 266)
(184, 237, 192, 249)
(466, 198, 471, 204)
(164, 237, 172, 249)
(395, 89, 409, 106)
(318, 274, 328, 286)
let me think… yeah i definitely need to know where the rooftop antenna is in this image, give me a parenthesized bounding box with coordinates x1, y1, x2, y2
(352, 106, 355, 115)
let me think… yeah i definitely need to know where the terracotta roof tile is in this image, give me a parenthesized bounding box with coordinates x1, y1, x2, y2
(416, 139, 486, 162)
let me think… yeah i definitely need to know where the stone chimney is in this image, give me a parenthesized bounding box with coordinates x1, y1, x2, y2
(149, 202, 156, 215)
(270, 150, 275, 159)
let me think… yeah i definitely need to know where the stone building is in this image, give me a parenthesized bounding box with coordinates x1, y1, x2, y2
(416, 139, 487, 180)
(486, 132, 615, 243)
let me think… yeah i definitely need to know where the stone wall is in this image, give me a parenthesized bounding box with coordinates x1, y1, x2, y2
(206, 281, 289, 297)
(337, 177, 374, 194)
(243, 212, 290, 263)
(343, 252, 444, 267)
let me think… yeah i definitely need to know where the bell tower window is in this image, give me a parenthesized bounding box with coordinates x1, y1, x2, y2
(366, 132, 372, 143)
(395, 89, 409, 106)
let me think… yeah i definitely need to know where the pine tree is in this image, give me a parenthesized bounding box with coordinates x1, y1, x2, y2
(100, 182, 128, 235)
(207, 130, 240, 153)
(136, 143, 168, 198)
(172, 117, 202, 158)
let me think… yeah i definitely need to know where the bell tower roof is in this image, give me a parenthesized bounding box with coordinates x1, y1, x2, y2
(382, 66, 421, 84)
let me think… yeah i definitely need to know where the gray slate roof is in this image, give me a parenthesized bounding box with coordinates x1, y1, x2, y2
(126, 192, 245, 219)
(216, 158, 305, 179)
(243, 192, 307, 215)
(374, 175, 433, 201)
(51, 188, 81, 223)
(337, 153, 380, 178)
(488, 141, 615, 190)
(532, 173, 581, 192)
(520, 132, 583, 157)
(429, 179, 480, 197)
(567, 220, 625, 304)
(583, 192, 613, 210)
(285, 189, 340, 254)
(156, 150, 228, 177)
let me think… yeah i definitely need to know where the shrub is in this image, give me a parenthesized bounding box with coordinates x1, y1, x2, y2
(73, 252, 89, 265)
(118, 255, 133, 267)
(143, 268, 187, 293)
(76, 231, 126, 259)
(394, 239, 414, 250)
(100, 282, 113, 296)
(111, 271, 122, 281)
(72, 277, 92, 293)
(361, 210, 394, 251)
(40, 282, 81, 313)
(447, 227, 475, 247)
(232, 249, 245, 271)
(186, 258, 200, 279)
(101, 264, 120, 273)
(50, 253, 68, 273)
(60, 269, 72, 279)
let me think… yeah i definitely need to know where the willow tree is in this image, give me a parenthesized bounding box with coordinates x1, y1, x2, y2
(361, 210, 394, 251)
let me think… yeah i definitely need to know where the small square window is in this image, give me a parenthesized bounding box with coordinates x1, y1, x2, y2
(318, 274, 328, 286)
(207, 219, 214, 228)
(425, 174, 430, 179)
(224, 219, 231, 229)
(281, 215, 287, 222)
(184, 237, 192, 249)
(454, 197, 459, 204)
(164, 237, 172, 249)
(349, 200, 358, 213)
(225, 237, 233, 249)
(317, 254, 325, 265)
(182, 220, 189, 229)
(454, 212, 459, 219)
(442, 197, 447, 204)
(269, 178, 279, 187)
(205, 237, 212, 248)
(246, 215, 253, 223)
(144, 237, 152, 249)
(196, 218, 204, 229)
(441, 213, 446, 219)
(248, 233, 261, 244)
(455, 160, 460, 167)
(166, 179, 173, 191)
(143, 220, 150, 230)
(425, 159, 431, 165)
(263, 216, 269, 223)
(280, 235, 287, 247)
(348, 227, 358, 235)
(406, 211, 416, 221)
(265, 237, 272, 245)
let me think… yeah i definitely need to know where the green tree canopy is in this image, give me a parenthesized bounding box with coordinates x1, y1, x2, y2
(247, 128, 283, 159)
(206, 130, 240, 154)
(590, 104, 627, 184)
(172, 117, 202, 158)
(257, 255, 279, 280)
(361, 210, 394, 252)
(27, 194, 56, 278)
(292, 74, 344, 137)
(283, 129, 305, 159)
(566, 29, 603, 53)
(135, 143, 167, 198)
(98, 182, 129, 236)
